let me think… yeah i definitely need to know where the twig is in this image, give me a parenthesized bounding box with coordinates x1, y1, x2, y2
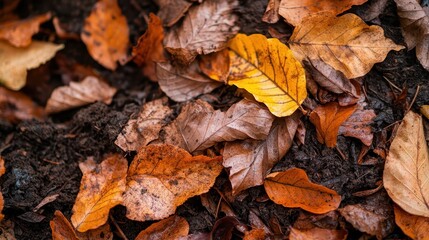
(110, 214, 128, 240)
(406, 85, 420, 113)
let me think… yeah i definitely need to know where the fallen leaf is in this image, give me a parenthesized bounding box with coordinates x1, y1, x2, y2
(421, 105, 429, 120)
(132, 13, 166, 81)
(356, 0, 389, 21)
(71, 155, 127, 232)
(0, 12, 51, 47)
(338, 108, 376, 146)
(228, 33, 307, 117)
(164, 0, 239, 64)
(293, 211, 341, 230)
(289, 227, 347, 240)
(173, 99, 275, 152)
(262, 0, 281, 23)
(243, 229, 268, 240)
(199, 49, 230, 83)
(394, 0, 429, 70)
(383, 111, 429, 217)
(45, 76, 117, 114)
(211, 216, 241, 240)
(81, 0, 129, 70)
(135, 215, 189, 240)
(279, 0, 367, 26)
(289, 13, 404, 79)
(394, 204, 429, 240)
(115, 97, 173, 151)
(309, 102, 357, 147)
(264, 168, 341, 214)
(154, 0, 193, 27)
(0, 40, 63, 90)
(0, 87, 46, 123)
(157, 61, 222, 102)
(123, 144, 222, 221)
(223, 115, 299, 195)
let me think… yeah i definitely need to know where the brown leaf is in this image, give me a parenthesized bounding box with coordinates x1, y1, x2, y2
(383, 111, 429, 217)
(123, 144, 223, 221)
(0, 87, 46, 123)
(289, 227, 347, 240)
(199, 49, 230, 83)
(0, 12, 51, 47)
(45, 76, 117, 114)
(211, 216, 241, 240)
(135, 215, 189, 240)
(164, 0, 239, 64)
(154, 0, 193, 27)
(356, 0, 388, 21)
(293, 211, 341, 230)
(262, 0, 281, 23)
(243, 229, 269, 240)
(264, 168, 341, 214)
(395, 0, 429, 70)
(81, 0, 129, 70)
(394, 204, 429, 240)
(223, 115, 299, 195)
(71, 155, 127, 232)
(157, 61, 222, 102)
(0, 157, 4, 221)
(309, 102, 357, 148)
(338, 108, 376, 146)
(115, 97, 173, 151)
(132, 13, 166, 81)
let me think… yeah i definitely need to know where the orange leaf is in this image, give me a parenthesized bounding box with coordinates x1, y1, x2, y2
(309, 102, 356, 147)
(135, 215, 189, 240)
(0, 87, 46, 123)
(289, 227, 347, 240)
(243, 229, 269, 240)
(123, 144, 223, 221)
(132, 13, 166, 81)
(81, 0, 129, 70)
(199, 49, 230, 83)
(71, 155, 127, 232)
(264, 168, 341, 214)
(394, 204, 429, 240)
(0, 156, 5, 221)
(0, 12, 51, 47)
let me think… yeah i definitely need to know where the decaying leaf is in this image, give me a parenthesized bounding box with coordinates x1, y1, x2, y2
(338, 108, 376, 146)
(132, 13, 166, 81)
(395, 0, 429, 70)
(243, 229, 268, 240)
(71, 155, 127, 232)
(123, 144, 223, 221)
(45, 76, 117, 114)
(309, 102, 357, 147)
(289, 13, 404, 79)
(279, 0, 367, 26)
(81, 0, 129, 70)
(135, 215, 189, 240)
(173, 99, 275, 152)
(289, 227, 347, 240)
(164, 0, 239, 64)
(0, 87, 46, 123)
(383, 111, 429, 217)
(394, 204, 429, 240)
(0, 12, 51, 47)
(157, 61, 222, 102)
(264, 168, 341, 214)
(223, 115, 299, 195)
(228, 33, 307, 117)
(0, 40, 63, 90)
(154, 0, 193, 27)
(262, 0, 281, 23)
(199, 49, 230, 83)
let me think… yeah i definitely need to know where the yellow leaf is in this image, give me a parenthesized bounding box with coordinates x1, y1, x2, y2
(227, 33, 307, 117)
(289, 13, 404, 79)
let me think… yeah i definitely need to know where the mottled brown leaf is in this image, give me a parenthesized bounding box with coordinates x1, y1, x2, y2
(262, 0, 280, 23)
(0, 87, 46, 123)
(154, 0, 193, 27)
(135, 215, 189, 240)
(339, 107, 376, 146)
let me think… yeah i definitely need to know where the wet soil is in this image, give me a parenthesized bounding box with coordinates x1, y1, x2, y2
(1, 0, 428, 239)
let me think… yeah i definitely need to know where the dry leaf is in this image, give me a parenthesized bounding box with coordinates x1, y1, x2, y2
(0, 87, 46, 123)
(135, 215, 189, 240)
(243, 229, 268, 240)
(309, 102, 357, 148)
(279, 0, 367, 26)
(262, 0, 281, 23)
(421, 105, 429, 120)
(0, 40, 63, 90)
(394, 204, 429, 240)
(228, 33, 307, 117)
(383, 111, 429, 217)
(157, 61, 222, 102)
(132, 13, 166, 81)
(223, 115, 299, 195)
(289, 227, 347, 240)
(71, 155, 127, 232)
(264, 168, 341, 214)
(211, 216, 241, 240)
(123, 144, 222, 221)
(357, 0, 389, 21)
(395, 0, 429, 70)
(45, 76, 117, 114)
(81, 0, 129, 70)
(289, 13, 404, 79)
(0, 157, 4, 221)
(164, 0, 239, 64)
(338, 108, 376, 146)
(0, 12, 51, 47)
(115, 97, 173, 151)
(199, 49, 230, 83)
(154, 0, 193, 27)
(173, 99, 275, 152)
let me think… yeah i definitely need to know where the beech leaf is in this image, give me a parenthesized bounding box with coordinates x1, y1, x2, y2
(262, 0, 281, 24)
(383, 111, 429, 217)
(289, 13, 404, 79)
(228, 33, 307, 117)
(154, 0, 193, 27)
(123, 144, 223, 221)
(289, 227, 348, 240)
(338, 108, 376, 146)
(135, 215, 189, 240)
(264, 168, 341, 214)
(394, 204, 429, 240)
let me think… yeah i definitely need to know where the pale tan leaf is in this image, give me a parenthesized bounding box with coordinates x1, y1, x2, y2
(135, 215, 189, 240)
(45, 76, 117, 114)
(154, 0, 193, 27)
(289, 227, 347, 240)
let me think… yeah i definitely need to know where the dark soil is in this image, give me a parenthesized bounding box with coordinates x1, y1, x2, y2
(1, 0, 428, 239)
